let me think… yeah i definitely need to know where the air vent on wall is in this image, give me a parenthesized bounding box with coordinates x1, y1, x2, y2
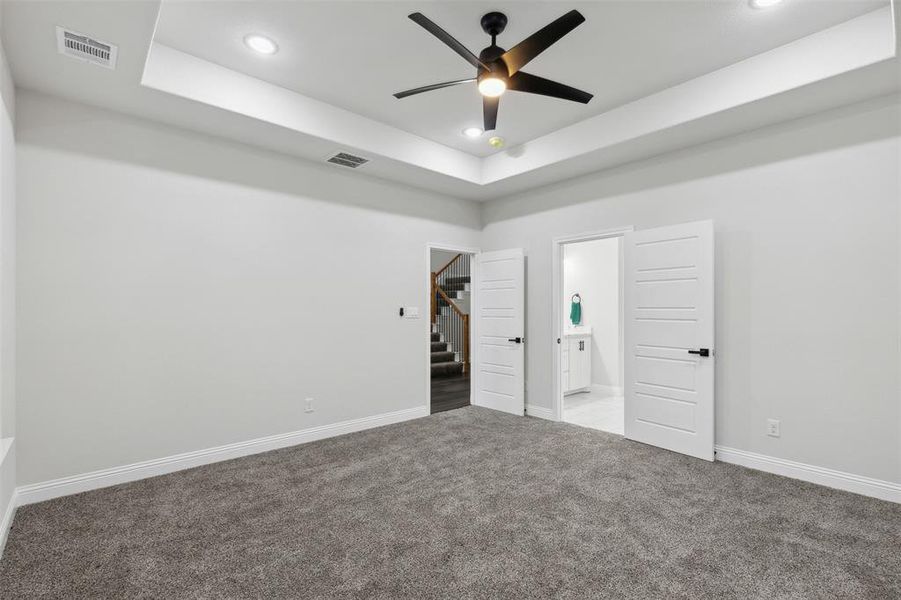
(56, 26, 118, 69)
(326, 152, 370, 169)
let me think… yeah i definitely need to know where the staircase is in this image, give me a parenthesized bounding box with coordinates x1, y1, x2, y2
(431, 257, 471, 378)
(430, 330, 461, 377)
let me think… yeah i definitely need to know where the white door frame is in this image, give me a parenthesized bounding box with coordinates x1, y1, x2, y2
(551, 227, 633, 422)
(425, 243, 480, 414)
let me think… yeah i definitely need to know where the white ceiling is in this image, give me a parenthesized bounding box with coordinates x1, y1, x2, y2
(153, 0, 887, 157)
(1, 1, 898, 201)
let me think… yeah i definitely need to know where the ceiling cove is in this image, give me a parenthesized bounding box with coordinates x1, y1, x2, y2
(2, 0, 897, 200)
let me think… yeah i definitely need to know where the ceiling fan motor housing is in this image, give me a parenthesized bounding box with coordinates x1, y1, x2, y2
(478, 45, 508, 82)
(478, 61, 508, 89)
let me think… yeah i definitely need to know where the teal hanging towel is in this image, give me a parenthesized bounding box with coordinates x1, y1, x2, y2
(570, 293, 582, 326)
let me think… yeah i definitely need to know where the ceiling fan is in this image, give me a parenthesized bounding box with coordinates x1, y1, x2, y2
(394, 10, 593, 132)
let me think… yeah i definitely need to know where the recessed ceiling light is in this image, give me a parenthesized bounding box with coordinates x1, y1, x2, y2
(749, 0, 783, 9)
(478, 77, 507, 98)
(244, 34, 279, 55)
(488, 136, 505, 148)
(462, 127, 484, 138)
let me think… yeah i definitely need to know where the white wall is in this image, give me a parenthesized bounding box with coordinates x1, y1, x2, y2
(0, 30, 16, 548)
(15, 91, 481, 486)
(563, 238, 621, 389)
(10, 89, 901, 493)
(430, 249, 460, 273)
(483, 96, 901, 484)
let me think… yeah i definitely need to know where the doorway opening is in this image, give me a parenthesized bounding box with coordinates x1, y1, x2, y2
(429, 248, 475, 414)
(554, 229, 629, 433)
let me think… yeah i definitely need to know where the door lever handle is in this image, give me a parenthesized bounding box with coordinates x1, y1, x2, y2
(507, 337, 523, 344)
(688, 348, 710, 357)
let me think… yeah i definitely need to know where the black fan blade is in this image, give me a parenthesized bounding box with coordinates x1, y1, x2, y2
(508, 71, 593, 104)
(483, 95, 499, 131)
(500, 10, 585, 76)
(394, 78, 476, 99)
(408, 13, 490, 71)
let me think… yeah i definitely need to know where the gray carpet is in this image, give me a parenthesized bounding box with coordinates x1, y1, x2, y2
(1, 406, 898, 599)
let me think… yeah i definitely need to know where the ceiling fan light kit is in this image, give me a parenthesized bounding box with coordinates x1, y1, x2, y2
(477, 76, 506, 97)
(394, 9, 593, 132)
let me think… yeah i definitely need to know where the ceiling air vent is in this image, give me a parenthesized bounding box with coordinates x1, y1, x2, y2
(56, 26, 118, 69)
(326, 152, 370, 169)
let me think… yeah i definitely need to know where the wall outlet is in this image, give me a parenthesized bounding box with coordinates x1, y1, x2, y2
(766, 418, 781, 438)
(304, 398, 314, 413)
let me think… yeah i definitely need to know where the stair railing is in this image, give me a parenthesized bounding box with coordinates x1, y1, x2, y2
(431, 254, 470, 374)
(431, 253, 459, 323)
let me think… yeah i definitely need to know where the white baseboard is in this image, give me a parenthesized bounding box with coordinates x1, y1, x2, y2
(715, 445, 900, 504)
(590, 384, 623, 397)
(17, 406, 429, 507)
(14, 407, 897, 513)
(525, 404, 556, 421)
(0, 490, 16, 559)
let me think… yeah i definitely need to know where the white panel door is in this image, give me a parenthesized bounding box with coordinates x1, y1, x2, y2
(624, 221, 715, 461)
(473, 249, 525, 416)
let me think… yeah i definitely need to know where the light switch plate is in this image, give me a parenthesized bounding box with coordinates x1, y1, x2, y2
(403, 306, 420, 319)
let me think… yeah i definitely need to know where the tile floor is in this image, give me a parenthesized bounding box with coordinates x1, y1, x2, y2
(564, 390, 624, 434)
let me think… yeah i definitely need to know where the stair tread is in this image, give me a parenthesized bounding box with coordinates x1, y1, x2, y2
(443, 276, 471, 285)
(439, 283, 469, 292)
(431, 361, 465, 377)
(438, 298, 461, 304)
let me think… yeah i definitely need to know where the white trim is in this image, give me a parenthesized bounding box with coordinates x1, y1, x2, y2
(0, 437, 14, 558)
(715, 445, 901, 504)
(16, 406, 429, 507)
(0, 489, 17, 559)
(425, 243, 480, 415)
(552, 227, 632, 423)
(590, 384, 623, 397)
(0, 437, 12, 467)
(525, 404, 556, 421)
